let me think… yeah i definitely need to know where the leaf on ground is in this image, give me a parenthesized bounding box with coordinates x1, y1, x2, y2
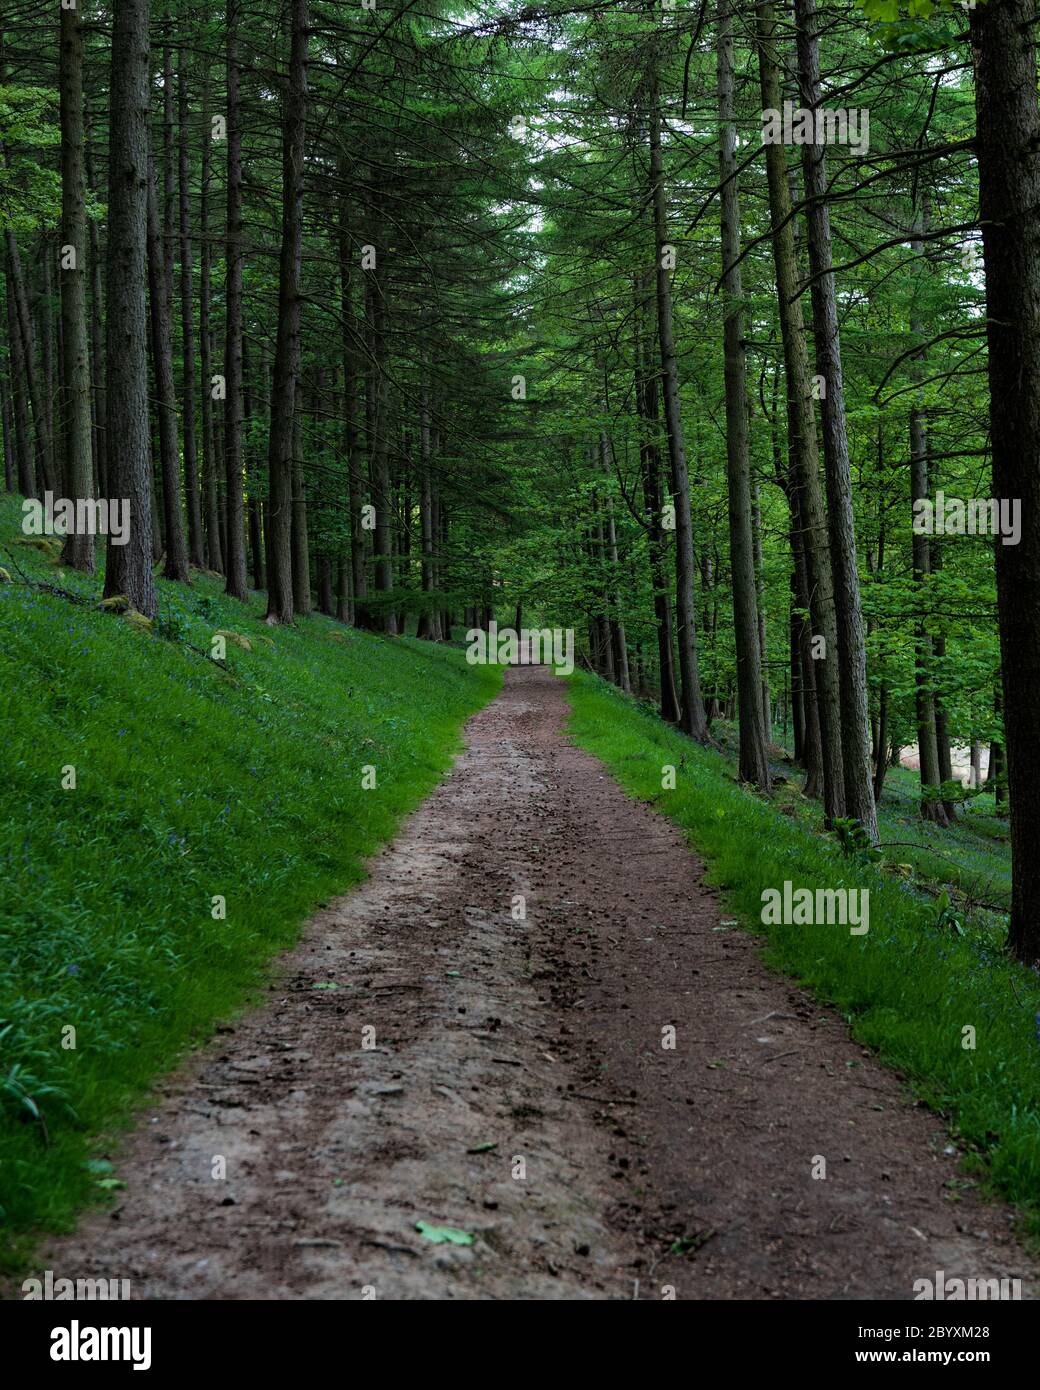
(466, 1141, 498, 1154)
(669, 1229, 715, 1256)
(415, 1220, 474, 1246)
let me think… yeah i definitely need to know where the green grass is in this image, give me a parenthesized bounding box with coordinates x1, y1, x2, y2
(566, 672, 1040, 1235)
(0, 492, 499, 1263)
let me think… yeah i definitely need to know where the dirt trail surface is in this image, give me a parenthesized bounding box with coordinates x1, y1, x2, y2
(41, 666, 1035, 1299)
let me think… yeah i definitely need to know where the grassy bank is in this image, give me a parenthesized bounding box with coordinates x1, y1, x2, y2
(565, 672, 1040, 1235)
(0, 493, 499, 1261)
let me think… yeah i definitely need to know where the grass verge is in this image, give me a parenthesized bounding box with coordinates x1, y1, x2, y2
(565, 671, 1040, 1236)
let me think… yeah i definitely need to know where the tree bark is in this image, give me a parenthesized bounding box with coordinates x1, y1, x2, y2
(5, 233, 57, 494)
(199, 71, 222, 573)
(242, 338, 263, 591)
(755, 0, 842, 815)
(85, 133, 107, 500)
(634, 272, 680, 722)
(970, 0, 1040, 963)
(146, 150, 189, 583)
(337, 190, 367, 625)
(5, 256, 36, 497)
(0, 367, 12, 491)
(794, 0, 877, 842)
(223, 1, 248, 598)
(599, 428, 630, 691)
(176, 53, 204, 569)
(291, 384, 311, 614)
(717, 1, 770, 786)
(367, 272, 394, 633)
(103, 0, 156, 616)
(416, 366, 441, 640)
(265, 0, 309, 625)
(649, 77, 708, 741)
(58, 0, 94, 570)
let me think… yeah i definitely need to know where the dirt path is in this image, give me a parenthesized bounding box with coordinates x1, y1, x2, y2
(41, 666, 1034, 1299)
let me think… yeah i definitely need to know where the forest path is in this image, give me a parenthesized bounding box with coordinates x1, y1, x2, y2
(43, 666, 1034, 1299)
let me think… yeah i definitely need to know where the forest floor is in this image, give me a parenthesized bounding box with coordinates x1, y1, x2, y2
(38, 666, 1037, 1300)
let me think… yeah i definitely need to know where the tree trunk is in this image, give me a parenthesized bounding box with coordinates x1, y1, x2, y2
(242, 337, 264, 590)
(57, 0, 94, 569)
(366, 274, 394, 632)
(6, 256, 36, 497)
(291, 384, 311, 615)
(634, 272, 680, 722)
(417, 367, 441, 639)
(265, 0, 309, 625)
(756, 0, 842, 815)
(970, 0, 1040, 962)
(794, 0, 877, 841)
(599, 428, 630, 691)
(753, 483, 771, 737)
(910, 403, 947, 824)
(649, 81, 708, 741)
(338, 192, 367, 626)
(717, 1, 770, 786)
(146, 150, 189, 583)
(223, 2, 248, 598)
(5, 233, 57, 494)
(0, 367, 12, 491)
(337, 555, 352, 623)
(103, 0, 156, 616)
(199, 71, 222, 573)
(41, 247, 57, 490)
(176, 53, 204, 569)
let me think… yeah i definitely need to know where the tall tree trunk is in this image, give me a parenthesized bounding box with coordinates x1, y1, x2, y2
(6, 257, 36, 497)
(41, 247, 57, 489)
(929, 528, 957, 817)
(634, 272, 680, 722)
(146, 150, 190, 582)
(438, 491, 453, 639)
(790, 562, 805, 762)
(291, 384, 311, 614)
(5, 233, 56, 494)
(103, 0, 156, 616)
(57, 0, 94, 570)
(790, 490, 823, 793)
(265, 0, 309, 625)
(243, 337, 264, 590)
(988, 683, 1006, 808)
(717, 1, 770, 786)
(416, 366, 441, 640)
(599, 428, 630, 691)
(199, 70, 222, 573)
(366, 274, 394, 632)
(794, 0, 877, 841)
(970, 0, 1040, 963)
(85, 134, 107, 500)
(910, 401, 947, 824)
(223, 1, 248, 598)
(649, 79, 708, 741)
(753, 483, 771, 736)
(338, 191, 367, 625)
(176, 53, 204, 569)
(337, 555, 352, 624)
(0, 367, 12, 491)
(756, 0, 841, 813)
(907, 197, 951, 824)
